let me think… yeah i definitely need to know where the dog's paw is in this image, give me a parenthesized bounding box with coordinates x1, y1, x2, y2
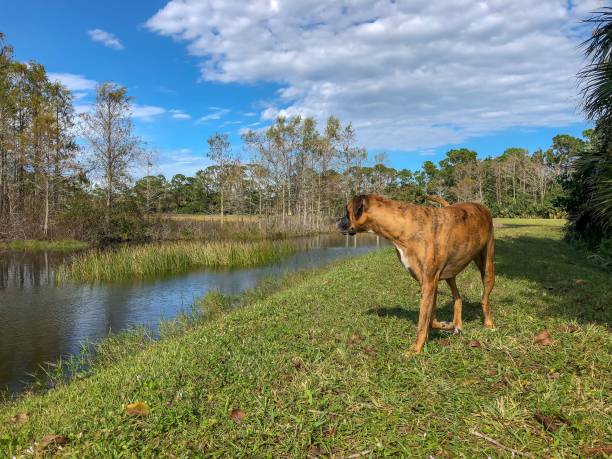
(453, 327, 462, 335)
(403, 345, 423, 358)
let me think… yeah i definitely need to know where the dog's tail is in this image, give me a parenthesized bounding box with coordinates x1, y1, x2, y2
(424, 195, 450, 207)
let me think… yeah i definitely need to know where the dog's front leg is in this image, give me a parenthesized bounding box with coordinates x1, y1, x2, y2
(409, 279, 437, 354)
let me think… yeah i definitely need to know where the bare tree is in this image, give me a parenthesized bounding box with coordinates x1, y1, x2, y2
(81, 82, 141, 233)
(207, 132, 235, 224)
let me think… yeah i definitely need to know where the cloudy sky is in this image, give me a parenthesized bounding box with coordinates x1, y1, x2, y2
(2, 0, 603, 176)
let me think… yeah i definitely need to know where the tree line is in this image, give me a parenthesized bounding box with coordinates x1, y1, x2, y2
(0, 23, 609, 253)
(137, 122, 585, 227)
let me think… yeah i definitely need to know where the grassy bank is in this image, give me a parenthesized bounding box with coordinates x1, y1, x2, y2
(56, 240, 297, 283)
(0, 239, 88, 252)
(2, 220, 611, 456)
(152, 213, 331, 242)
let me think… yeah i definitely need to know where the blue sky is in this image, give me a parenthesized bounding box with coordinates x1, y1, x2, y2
(1, 0, 597, 176)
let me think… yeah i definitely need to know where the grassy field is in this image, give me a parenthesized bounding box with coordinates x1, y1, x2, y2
(0, 239, 88, 252)
(56, 240, 297, 283)
(1, 220, 611, 456)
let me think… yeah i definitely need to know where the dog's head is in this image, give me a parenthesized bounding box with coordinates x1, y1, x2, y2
(337, 194, 369, 236)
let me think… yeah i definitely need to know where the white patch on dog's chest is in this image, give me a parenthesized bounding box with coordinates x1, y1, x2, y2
(393, 243, 410, 271)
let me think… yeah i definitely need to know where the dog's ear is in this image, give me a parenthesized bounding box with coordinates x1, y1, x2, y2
(352, 195, 368, 220)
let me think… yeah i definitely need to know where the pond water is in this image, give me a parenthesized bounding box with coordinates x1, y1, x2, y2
(0, 234, 387, 394)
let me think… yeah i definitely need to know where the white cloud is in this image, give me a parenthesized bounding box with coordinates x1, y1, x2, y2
(147, 0, 597, 151)
(159, 148, 207, 176)
(88, 28, 124, 50)
(47, 73, 97, 92)
(170, 109, 192, 120)
(74, 104, 93, 115)
(49, 72, 171, 123)
(132, 104, 166, 121)
(198, 108, 230, 123)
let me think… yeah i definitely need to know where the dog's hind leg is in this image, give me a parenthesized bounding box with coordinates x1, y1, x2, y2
(474, 236, 495, 329)
(430, 280, 455, 332)
(446, 277, 463, 334)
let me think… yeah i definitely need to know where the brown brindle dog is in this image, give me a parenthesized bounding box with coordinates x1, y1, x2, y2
(337, 194, 495, 354)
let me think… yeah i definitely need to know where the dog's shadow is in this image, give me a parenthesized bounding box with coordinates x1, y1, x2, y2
(366, 300, 483, 324)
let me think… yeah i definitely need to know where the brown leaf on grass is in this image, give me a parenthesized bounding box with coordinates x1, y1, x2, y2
(564, 324, 581, 333)
(229, 408, 246, 422)
(11, 412, 28, 425)
(126, 402, 150, 416)
(534, 330, 553, 346)
(486, 370, 497, 376)
(398, 425, 412, 434)
(575, 279, 589, 285)
(467, 339, 482, 348)
(322, 425, 337, 437)
(534, 411, 568, 432)
(439, 339, 451, 347)
(363, 346, 376, 355)
(307, 444, 324, 457)
(291, 356, 304, 369)
(349, 333, 363, 344)
(583, 444, 612, 457)
(38, 434, 69, 451)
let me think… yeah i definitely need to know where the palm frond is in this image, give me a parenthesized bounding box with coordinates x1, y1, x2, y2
(579, 8, 612, 121)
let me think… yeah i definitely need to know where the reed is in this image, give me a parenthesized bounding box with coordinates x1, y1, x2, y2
(0, 239, 88, 252)
(56, 240, 296, 283)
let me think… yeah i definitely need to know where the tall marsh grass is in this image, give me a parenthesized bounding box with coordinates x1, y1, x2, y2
(57, 240, 296, 283)
(151, 214, 334, 242)
(0, 239, 88, 252)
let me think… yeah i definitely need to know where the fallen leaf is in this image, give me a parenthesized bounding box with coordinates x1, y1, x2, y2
(126, 402, 150, 416)
(583, 444, 612, 457)
(575, 279, 589, 285)
(229, 408, 246, 422)
(322, 425, 337, 437)
(467, 340, 482, 348)
(439, 339, 451, 347)
(486, 370, 497, 376)
(291, 356, 304, 369)
(11, 412, 28, 425)
(533, 411, 559, 432)
(564, 324, 581, 333)
(534, 330, 553, 346)
(398, 425, 412, 434)
(308, 445, 324, 457)
(534, 411, 567, 432)
(349, 333, 363, 344)
(38, 434, 69, 451)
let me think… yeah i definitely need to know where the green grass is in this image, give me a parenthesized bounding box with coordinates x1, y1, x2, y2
(56, 240, 297, 283)
(0, 239, 88, 252)
(2, 219, 611, 457)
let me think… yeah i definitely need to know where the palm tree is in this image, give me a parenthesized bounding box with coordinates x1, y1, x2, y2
(568, 8, 612, 241)
(579, 8, 612, 123)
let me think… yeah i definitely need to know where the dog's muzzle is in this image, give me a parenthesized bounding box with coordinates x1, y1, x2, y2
(336, 217, 356, 236)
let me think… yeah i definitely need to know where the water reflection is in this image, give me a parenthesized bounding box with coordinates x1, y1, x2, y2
(0, 233, 387, 393)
